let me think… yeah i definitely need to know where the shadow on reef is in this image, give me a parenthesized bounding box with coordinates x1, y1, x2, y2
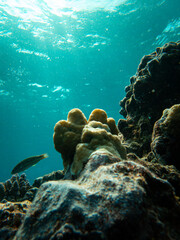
(0, 41, 180, 240)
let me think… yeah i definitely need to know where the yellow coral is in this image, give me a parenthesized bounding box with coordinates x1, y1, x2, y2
(88, 109, 107, 124)
(107, 117, 119, 135)
(67, 108, 87, 125)
(53, 108, 127, 177)
(53, 109, 86, 171)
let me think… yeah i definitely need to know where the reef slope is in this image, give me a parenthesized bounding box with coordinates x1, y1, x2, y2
(14, 152, 180, 240)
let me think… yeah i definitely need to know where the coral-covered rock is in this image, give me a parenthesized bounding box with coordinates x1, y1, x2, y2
(33, 170, 64, 188)
(151, 104, 180, 170)
(0, 200, 31, 240)
(14, 152, 180, 240)
(0, 173, 35, 202)
(118, 41, 180, 156)
(54, 108, 126, 177)
(127, 153, 180, 198)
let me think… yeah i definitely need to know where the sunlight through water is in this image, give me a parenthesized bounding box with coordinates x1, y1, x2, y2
(0, 0, 180, 182)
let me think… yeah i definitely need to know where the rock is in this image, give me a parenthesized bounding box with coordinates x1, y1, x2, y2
(118, 41, 180, 157)
(0, 200, 31, 240)
(14, 152, 180, 240)
(33, 170, 64, 188)
(151, 104, 180, 170)
(127, 153, 180, 198)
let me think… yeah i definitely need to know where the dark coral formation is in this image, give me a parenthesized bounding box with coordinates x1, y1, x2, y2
(14, 152, 180, 240)
(0, 200, 31, 240)
(151, 104, 180, 170)
(0, 174, 35, 202)
(32, 170, 64, 188)
(118, 41, 180, 156)
(0, 171, 65, 203)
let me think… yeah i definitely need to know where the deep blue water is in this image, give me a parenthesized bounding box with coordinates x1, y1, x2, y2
(0, 0, 180, 183)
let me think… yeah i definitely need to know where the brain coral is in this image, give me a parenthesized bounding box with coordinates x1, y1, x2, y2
(118, 41, 180, 157)
(53, 108, 127, 177)
(151, 104, 180, 170)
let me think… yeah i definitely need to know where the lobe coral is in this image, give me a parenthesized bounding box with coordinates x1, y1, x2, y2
(53, 108, 126, 177)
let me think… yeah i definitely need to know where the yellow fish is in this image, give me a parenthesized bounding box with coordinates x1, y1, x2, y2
(11, 153, 49, 174)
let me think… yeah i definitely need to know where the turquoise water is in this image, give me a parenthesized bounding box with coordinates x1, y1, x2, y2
(0, 0, 180, 183)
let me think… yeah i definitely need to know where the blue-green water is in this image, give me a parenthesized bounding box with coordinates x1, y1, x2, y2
(0, 0, 180, 183)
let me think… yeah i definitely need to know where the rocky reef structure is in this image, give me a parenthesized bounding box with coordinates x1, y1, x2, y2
(32, 170, 64, 188)
(13, 106, 180, 240)
(151, 104, 180, 170)
(118, 41, 180, 156)
(0, 170, 65, 240)
(14, 152, 180, 240)
(0, 200, 31, 240)
(53, 108, 126, 178)
(127, 153, 180, 199)
(0, 171, 65, 204)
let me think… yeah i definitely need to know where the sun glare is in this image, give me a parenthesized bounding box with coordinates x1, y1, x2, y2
(44, 0, 68, 9)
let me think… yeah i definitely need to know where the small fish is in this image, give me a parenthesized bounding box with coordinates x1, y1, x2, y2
(11, 153, 49, 174)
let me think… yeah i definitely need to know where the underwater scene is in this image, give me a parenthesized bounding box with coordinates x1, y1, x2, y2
(0, 0, 180, 239)
(0, 0, 179, 183)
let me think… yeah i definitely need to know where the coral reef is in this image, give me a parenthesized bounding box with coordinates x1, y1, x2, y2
(53, 108, 127, 178)
(127, 153, 180, 198)
(118, 41, 180, 156)
(32, 170, 64, 188)
(0, 171, 65, 203)
(0, 200, 31, 240)
(0, 174, 36, 202)
(14, 152, 180, 240)
(151, 104, 180, 170)
(1, 41, 180, 240)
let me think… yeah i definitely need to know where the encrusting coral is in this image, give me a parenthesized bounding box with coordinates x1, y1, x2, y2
(53, 108, 127, 177)
(151, 104, 180, 170)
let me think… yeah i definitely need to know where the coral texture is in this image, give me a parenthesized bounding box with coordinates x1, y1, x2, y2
(0, 174, 36, 202)
(53, 108, 126, 177)
(14, 152, 180, 240)
(151, 104, 180, 170)
(32, 170, 64, 188)
(127, 153, 180, 198)
(0, 200, 31, 240)
(118, 41, 180, 156)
